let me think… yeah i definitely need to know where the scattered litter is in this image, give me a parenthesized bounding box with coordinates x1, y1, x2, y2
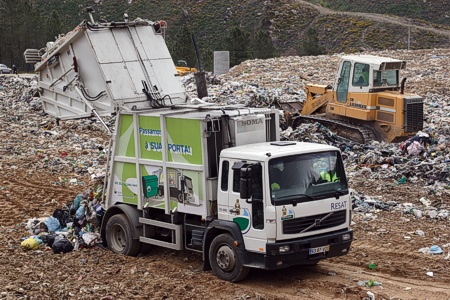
(21, 238, 39, 250)
(358, 279, 382, 287)
(429, 245, 444, 254)
(418, 245, 444, 255)
(415, 230, 425, 237)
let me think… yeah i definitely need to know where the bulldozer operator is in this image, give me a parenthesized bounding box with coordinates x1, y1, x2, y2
(355, 64, 370, 86)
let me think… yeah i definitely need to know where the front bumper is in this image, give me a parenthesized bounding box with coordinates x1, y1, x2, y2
(245, 229, 353, 270)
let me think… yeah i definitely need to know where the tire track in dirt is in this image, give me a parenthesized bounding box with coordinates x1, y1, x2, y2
(0, 169, 88, 226)
(318, 261, 450, 299)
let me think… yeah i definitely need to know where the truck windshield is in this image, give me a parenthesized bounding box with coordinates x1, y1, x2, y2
(269, 151, 347, 205)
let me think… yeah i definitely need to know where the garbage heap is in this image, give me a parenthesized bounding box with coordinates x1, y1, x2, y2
(21, 185, 105, 253)
(5, 48, 450, 253)
(1, 75, 110, 253)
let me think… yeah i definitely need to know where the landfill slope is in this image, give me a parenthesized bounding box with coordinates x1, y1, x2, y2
(1, 48, 450, 299)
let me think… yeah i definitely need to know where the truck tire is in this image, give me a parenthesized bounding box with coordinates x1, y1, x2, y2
(209, 233, 250, 282)
(105, 214, 140, 256)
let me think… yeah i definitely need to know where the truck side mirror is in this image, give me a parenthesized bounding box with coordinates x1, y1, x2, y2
(240, 166, 252, 202)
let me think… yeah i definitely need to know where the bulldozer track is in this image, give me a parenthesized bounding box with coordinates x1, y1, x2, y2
(294, 115, 376, 144)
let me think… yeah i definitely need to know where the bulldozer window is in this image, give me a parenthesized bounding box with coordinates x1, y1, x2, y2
(373, 70, 398, 87)
(353, 63, 370, 86)
(336, 61, 351, 103)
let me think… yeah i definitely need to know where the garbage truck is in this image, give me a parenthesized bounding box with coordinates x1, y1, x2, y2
(24, 11, 353, 282)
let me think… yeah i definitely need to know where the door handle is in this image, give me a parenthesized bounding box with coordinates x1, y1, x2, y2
(229, 208, 240, 214)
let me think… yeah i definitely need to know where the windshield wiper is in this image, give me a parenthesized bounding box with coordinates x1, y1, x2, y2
(277, 194, 315, 206)
(334, 189, 348, 199)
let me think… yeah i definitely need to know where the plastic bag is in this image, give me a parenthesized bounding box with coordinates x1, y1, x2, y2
(44, 216, 61, 232)
(75, 205, 85, 220)
(52, 208, 72, 228)
(40, 232, 56, 247)
(72, 194, 84, 211)
(51, 235, 74, 254)
(82, 232, 100, 247)
(407, 141, 423, 156)
(21, 237, 39, 250)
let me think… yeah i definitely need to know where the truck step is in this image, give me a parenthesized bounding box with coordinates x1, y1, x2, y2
(139, 217, 183, 250)
(191, 229, 205, 248)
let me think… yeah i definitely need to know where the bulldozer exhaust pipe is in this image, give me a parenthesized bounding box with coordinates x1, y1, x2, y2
(400, 78, 407, 94)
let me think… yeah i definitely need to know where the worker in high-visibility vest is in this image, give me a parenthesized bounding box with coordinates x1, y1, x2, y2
(320, 170, 339, 182)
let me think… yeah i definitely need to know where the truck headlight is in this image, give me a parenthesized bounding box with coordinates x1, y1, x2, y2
(279, 245, 290, 253)
(342, 233, 351, 241)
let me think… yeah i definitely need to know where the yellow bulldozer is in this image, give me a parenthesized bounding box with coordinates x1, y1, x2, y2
(175, 60, 197, 76)
(276, 55, 424, 144)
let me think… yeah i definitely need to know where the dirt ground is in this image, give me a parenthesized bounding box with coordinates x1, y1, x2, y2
(2, 50, 450, 299)
(1, 165, 450, 299)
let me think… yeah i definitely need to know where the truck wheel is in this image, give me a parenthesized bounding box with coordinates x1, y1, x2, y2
(209, 233, 250, 282)
(105, 214, 140, 256)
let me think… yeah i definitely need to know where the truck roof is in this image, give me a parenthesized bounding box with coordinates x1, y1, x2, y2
(220, 141, 339, 161)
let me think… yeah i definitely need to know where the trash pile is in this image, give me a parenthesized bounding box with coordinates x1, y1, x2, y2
(178, 52, 450, 203)
(0, 75, 110, 182)
(3, 48, 450, 258)
(21, 185, 104, 253)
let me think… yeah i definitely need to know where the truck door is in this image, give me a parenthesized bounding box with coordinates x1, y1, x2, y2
(336, 61, 351, 103)
(228, 161, 267, 252)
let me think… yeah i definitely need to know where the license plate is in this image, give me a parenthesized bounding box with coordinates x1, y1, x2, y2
(309, 245, 330, 255)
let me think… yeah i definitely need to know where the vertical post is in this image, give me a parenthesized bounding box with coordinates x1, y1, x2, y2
(191, 33, 208, 99)
(408, 19, 411, 50)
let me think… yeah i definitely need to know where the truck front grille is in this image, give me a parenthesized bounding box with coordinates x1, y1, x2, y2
(283, 210, 347, 234)
(404, 97, 424, 133)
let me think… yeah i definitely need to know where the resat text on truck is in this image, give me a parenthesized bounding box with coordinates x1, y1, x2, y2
(24, 11, 353, 282)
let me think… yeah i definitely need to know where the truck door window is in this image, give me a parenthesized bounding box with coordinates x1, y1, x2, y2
(251, 164, 264, 230)
(221, 161, 229, 191)
(232, 168, 240, 193)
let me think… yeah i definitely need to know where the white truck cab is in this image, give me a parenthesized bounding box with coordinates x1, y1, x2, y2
(216, 142, 352, 273)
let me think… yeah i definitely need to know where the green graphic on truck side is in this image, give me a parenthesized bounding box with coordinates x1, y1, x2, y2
(112, 162, 138, 204)
(233, 208, 251, 233)
(166, 118, 202, 165)
(139, 116, 162, 161)
(141, 165, 178, 210)
(117, 114, 135, 157)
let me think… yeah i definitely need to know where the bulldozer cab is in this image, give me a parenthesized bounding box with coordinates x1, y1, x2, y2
(335, 55, 406, 97)
(175, 60, 188, 67)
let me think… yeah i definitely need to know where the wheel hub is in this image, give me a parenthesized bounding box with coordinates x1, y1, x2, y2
(111, 224, 126, 251)
(216, 245, 236, 272)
